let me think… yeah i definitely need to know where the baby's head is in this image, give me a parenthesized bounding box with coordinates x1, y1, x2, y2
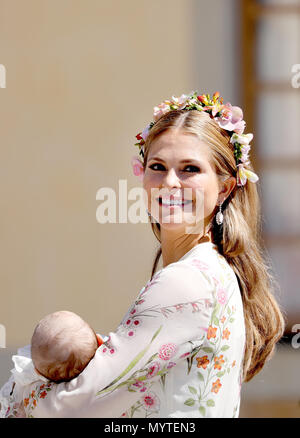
(31, 311, 100, 383)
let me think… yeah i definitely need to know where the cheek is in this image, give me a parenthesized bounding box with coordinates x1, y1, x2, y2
(192, 176, 219, 212)
(143, 176, 157, 207)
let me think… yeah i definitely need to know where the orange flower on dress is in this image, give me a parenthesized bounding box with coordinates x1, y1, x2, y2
(33, 399, 37, 407)
(207, 326, 217, 340)
(211, 378, 222, 394)
(232, 360, 236, 367)
(40, 391, 47, 399)
(222, 328, 230, 340)
(39, 384, 45, 390)
(31, 390, 35, 398)
(196, 355, 210, 369)
(214, 355, 225, 370)
(23, 398, 29, 407)
(220, 316, 226, 324)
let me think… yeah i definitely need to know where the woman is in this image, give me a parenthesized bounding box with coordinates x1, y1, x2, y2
(9, 91, 286, 418)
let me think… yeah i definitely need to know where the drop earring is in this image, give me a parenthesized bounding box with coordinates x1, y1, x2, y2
(216, 201, 224, 225)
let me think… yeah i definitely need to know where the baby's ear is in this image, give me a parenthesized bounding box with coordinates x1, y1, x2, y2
(96, 334, 103, 347)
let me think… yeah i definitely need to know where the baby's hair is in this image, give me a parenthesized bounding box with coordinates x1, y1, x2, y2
(31, 310, 98, 383)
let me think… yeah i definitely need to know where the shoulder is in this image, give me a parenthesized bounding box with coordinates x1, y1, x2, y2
(142, 259, 216, 305)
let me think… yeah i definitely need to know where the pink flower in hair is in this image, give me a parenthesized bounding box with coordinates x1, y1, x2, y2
(215, 103, 246, 134)
(153, 102, 171, 122)
(170, 94, 189, 109)
(141, 124, 151, 141)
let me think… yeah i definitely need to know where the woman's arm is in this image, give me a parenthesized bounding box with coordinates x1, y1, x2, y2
(24, 262, 216, 418)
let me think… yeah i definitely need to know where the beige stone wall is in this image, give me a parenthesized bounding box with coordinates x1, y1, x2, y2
(0, 0, 196, 384)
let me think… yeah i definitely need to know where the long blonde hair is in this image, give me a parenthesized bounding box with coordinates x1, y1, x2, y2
(142, 109, 286, 383)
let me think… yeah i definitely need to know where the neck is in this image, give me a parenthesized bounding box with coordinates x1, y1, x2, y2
(160, 226, 213, 268)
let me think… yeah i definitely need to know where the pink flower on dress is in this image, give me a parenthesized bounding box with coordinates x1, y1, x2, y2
(140, 273, 161, 298)
(146, 362, 161, 378)
(191, 302, 200, 313)
(142, 392, 160, 411)
(191, 259, 210, 271)
(167, 361, 176, 369)
(217, 287, 227, 305)
(158, 343, 177, 361)
(132, 380, 144, 388)
(127, 329, 135, 337)
(180, 352, 190, 359)
(175, 304, 184, 312)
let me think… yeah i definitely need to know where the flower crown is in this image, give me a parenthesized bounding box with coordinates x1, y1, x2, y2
(132, 91, 259, 187)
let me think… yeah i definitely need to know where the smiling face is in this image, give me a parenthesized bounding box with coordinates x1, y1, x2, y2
(143, 128, 221, 233)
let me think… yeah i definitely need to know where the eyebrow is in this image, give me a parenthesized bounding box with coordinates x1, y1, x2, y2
(148, 157, 203, 165)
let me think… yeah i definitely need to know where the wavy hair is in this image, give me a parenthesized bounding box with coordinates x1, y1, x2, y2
(142, 109, 286, 383)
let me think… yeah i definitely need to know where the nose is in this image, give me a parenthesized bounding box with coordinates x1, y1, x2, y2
(161, 167, 181, 190)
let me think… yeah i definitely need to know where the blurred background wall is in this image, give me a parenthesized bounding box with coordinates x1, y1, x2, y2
(0, 0, 299, 417)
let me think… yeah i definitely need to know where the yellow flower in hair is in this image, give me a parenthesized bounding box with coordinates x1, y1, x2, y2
(237, 164, 259, 186)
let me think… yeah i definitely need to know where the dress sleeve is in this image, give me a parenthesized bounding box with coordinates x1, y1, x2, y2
(24, 262, 217, 418)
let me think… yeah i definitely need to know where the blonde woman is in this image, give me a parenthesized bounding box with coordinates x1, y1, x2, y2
(4, 92, 285, 418)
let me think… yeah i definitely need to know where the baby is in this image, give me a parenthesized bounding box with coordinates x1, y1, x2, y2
(31, 310, 103, 383)
(0, 311, 104, 417)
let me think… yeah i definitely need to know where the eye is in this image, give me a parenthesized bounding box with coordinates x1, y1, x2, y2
(148, 163, 200, 173)
(149, 163, 165, 171)
(184, 165, 200, 173)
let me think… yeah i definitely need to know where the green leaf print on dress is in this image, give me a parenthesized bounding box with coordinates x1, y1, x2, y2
(183, 300, 239, 416)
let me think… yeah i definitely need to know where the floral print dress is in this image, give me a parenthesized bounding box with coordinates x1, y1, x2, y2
(1, 241, 246, 418)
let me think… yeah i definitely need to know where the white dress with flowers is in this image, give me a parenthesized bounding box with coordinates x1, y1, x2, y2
(1, 241, 246, 418)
